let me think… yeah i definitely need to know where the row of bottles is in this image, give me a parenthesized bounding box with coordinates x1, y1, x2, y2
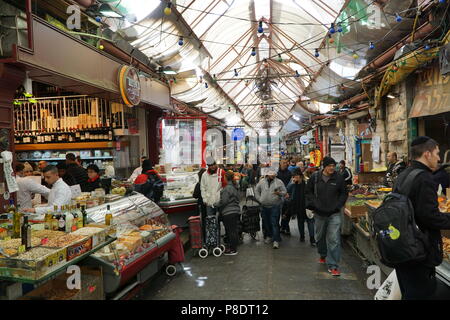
(15, 128, 113, 144)
(44, 204, 88, 232)
(5, 200, 113, 252)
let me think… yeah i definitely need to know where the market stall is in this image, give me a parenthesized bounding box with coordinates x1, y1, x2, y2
(157, 116, 206, 227)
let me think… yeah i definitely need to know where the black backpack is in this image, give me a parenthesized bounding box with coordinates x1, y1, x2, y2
(135, 173, 164, 203)
(371, 168, 429, 267)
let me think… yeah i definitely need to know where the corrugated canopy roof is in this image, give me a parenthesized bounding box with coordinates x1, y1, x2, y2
(104, 0, 348, 130)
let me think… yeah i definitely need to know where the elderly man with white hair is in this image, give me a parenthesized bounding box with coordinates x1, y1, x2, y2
(255, 169, 287, 249)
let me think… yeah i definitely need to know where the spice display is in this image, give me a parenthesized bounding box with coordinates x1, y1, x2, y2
(32, 230, 66, 240)
(15, 247, 57, 260)
(72, 227, 104, 236)
(0, 237, 41, 250)
(45, 234, 87, 248)
(139, 224, 164, 231)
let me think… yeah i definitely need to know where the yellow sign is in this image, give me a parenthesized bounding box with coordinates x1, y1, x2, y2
(118, 65, 141, 107)
(410, 63, 450, 118)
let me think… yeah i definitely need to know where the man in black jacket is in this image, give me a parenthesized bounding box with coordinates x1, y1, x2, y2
(65, 153, 88, 191)
(306, 156, 348, 276)
(278, 160, 292, 235)
(394, 136, 450, 300)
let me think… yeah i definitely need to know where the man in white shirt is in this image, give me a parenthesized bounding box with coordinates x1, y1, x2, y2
(23, 165, 72, 217)
(128, 156, 147, 183)
(15, 163, 50, 209)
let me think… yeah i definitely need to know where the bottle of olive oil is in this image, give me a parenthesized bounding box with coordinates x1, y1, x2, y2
(52, 205, 59, 231)
(76, 204, 83, 229)
(81, 205, 88, 227)
(105, 205, 113, 226)
(21, 216, 31, 250)
(12, 204, 21, 238)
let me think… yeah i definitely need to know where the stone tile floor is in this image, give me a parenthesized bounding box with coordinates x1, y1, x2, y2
(137, 219, 376, 300)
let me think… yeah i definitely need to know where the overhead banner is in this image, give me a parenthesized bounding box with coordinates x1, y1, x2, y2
(409, 63, 450, 118)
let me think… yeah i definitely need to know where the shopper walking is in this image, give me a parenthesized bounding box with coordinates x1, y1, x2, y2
(200, 157, 226, 216)
(287, 169, 315, 246)
(306, 156, 348, 276)
(288, 160, 298, 173)
(255, 170, 287, 249)
(338, 160, 353, 187)
(392, 137, 450, 300)
(277, 160, 292, 235)
(214, 171, 241, 255)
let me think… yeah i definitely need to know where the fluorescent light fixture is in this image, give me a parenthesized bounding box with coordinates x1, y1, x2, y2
(163, 66, 177, 75)
(99, 3, 123, 18)
(387, 93, 396, 99)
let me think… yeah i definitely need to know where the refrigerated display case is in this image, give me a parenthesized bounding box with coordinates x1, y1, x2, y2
(83, 193, 176, 296)
(158, 171, 199, 227)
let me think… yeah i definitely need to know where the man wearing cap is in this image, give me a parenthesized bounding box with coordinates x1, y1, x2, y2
(306, 156, 348, 276)
(255, 169, 287, 249)
(393, 136, 450, 300)
(200, 157, 226, 216)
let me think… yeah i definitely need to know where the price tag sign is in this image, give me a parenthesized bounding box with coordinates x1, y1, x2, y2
(18, 245, 25, 254)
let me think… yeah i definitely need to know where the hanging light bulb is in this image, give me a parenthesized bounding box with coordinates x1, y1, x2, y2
(95, 16, 102, 23)
(178, 36, 184, 46)
(314, 49, 319, 57)
(369, 41, 375, 50)
(258, 21, 264, 33)
(328, 34, 334, 44)
(199, 75, 203, 83)
(329, 23, 336, 34)
(228, 107, 231, 112)
(164, 2, 172, 15)
(395, 13, 402, 22)
(245, 80, 249, 87)
(278, 54, 282, 62)
(439, 0, 446, 3)
(353, 52, 359, 59)
(271, 106, 274, 111)
(234, 69, 238, 77)
(295, 70, 300, 78)
(251, 47, 256, 56)
(337, 23, 343, 33)
(205, 82, 208, 88)
(424, 41, 431, 50)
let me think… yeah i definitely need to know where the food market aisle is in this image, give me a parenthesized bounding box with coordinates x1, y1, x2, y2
(139, 221, 375, 300)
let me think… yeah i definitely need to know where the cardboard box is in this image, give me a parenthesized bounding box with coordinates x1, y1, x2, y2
(66, 237, 93, 261)
(345, 205, 368, 218)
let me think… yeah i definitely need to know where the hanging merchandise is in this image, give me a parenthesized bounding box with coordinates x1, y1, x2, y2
(371, 136, 381, 163)
(309, 149, 322, 167)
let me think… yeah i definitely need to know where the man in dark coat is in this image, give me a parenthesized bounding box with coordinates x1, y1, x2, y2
(287, 169, 315, 246)
(66, 153, 88, 191)
(306, 156, 348, 277)
(393, 136, 450, 300)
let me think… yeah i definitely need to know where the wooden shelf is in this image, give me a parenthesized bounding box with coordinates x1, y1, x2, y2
(15, 142, 116, 151)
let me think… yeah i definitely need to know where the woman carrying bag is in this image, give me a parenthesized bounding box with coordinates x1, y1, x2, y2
(214, 171, 241, 255)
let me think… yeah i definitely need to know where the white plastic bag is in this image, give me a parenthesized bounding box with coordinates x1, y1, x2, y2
(374, 270, 402, 300)
(246, 187, 255, 198)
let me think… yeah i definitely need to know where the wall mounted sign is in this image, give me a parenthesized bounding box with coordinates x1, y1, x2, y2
(300, 135, 309, 145)
(118, 65, 141, 107)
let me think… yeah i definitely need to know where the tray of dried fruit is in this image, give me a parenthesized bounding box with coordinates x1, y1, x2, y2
(0, 229, 116, 283)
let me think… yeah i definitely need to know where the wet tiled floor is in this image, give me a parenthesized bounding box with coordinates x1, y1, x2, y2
(139, 218, 376, 300)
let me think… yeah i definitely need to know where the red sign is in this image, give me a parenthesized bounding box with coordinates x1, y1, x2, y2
(67, 237, 93, 261)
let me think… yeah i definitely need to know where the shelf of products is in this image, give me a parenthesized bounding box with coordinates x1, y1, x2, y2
(15, 141, 117, 151)
(83, 193, 177, 294)
(19, 157, 113, 161)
